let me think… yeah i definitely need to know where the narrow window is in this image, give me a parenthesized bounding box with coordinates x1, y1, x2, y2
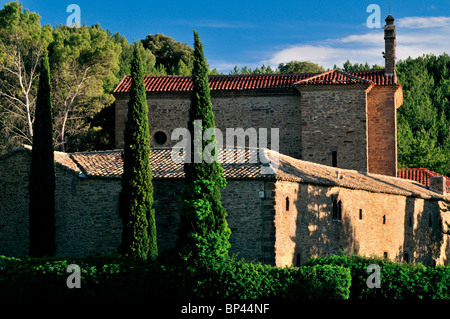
(409, 216, 413, 228)
(383, 215, 386, 224)
(332, 151, 337, 167)
(332, 199, 342, 221)
(383, 252, 388, 259)
(404, 253, 409, 263)
(296, 253, 301, 267)
(359, 209, 363, 220)
(332, 199, 337, 220)
(285, 197, 290, 212)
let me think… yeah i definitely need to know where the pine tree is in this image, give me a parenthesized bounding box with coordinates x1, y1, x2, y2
(118, 42, 157, 261)
(29, 52, 56, 257)
(177, 30, 231, 263)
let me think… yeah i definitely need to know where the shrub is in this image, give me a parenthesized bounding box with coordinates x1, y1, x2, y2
(304, 254, 450, 299)
(0, 255, 350, 300)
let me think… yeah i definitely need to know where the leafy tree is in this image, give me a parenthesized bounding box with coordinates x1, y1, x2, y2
(141, 33, 194, 75)
(334, 59, 384, 72)
(0, 1, 52, 153)
(177, 30, 231, 263)
(278, 61, 325, 73)
(28, 52, 55, 257)
(47, 24, 121, 152)
(110, 31, 156, 79)
(118, 42, 157, 261)
(397, 54, 450, 176)
(172, 59, 191, 75)
(229, 64, 277, 75)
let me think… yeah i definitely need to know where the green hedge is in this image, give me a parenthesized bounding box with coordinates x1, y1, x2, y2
(304, 254, 450, 299)
(0, 255, 351, 300)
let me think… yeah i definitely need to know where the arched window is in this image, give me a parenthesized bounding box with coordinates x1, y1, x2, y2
(285, 197, 290, 212)
(383, 215, 386, 224)
(332, 199, 342, 220)
(359, 209, 363, 220)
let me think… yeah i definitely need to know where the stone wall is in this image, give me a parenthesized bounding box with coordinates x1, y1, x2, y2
(0, 149, 274, 261)
(299, 86, 369, 172)
(273, 180, 446, 267)
(115, 91, 303, 159)
(0, 150, 31, 257)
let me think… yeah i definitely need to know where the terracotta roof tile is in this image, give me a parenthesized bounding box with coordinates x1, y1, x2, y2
(52, 147, 444, 200)
(113, 70, 396, 94)
(8, 146, 443, 200)
(294, 70, 375, 86)
(398, 168, 450, 189)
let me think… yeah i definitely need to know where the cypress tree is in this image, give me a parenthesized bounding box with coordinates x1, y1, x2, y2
(118, 42, 157, 261)
(177, 30, 231, 262)
(29, 52, 56, 257)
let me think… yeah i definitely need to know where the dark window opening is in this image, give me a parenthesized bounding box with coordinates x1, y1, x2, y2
(359, 209, 363, 220)
(384, 252, 388, 259)
(154, 131, 167, 145)
(332, 199, 342, 221)
(285, 197, 290, 212)
(404, 253, 410, 263)
(383, 215, 386, 224)
(332, 151, 337, 167)
(409, 216, 413, 228)
(296, 253, 301, 267)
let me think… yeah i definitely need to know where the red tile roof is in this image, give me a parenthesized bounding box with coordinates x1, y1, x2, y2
(397, 168, 450, 189)
(113, 70, 397, 94)
(295, 70, 374, 86)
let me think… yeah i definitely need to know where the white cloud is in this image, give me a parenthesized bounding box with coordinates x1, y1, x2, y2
(396, 16, 450, 29)
(262, 44, 383, 70)
(260, 16, 450, 70)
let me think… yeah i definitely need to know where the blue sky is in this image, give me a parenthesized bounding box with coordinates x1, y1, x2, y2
(5, 0, 450, 72)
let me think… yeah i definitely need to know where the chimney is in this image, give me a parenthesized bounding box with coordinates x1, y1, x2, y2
(430, 176, 447, 196)
(384, 14, 396, 80)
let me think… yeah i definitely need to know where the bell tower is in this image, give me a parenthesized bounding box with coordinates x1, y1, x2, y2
(384, 14, 396, 79)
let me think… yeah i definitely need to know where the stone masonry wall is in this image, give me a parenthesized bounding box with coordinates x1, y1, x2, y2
(0, 149, 274, 261)
(299, 87, 369, 172)
(0, 151, 31, 257)
(115, 91, 303, 160)
(274, 180, 446, 267)
(367, 86, 399, 177)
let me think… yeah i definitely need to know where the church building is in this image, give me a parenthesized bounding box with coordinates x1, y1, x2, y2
(0, 15, 449, 267)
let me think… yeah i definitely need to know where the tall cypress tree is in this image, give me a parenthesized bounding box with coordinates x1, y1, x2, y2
(118, 42, 157, 261)
(29, 52, 56, 257)
(177, 31, 231, 262)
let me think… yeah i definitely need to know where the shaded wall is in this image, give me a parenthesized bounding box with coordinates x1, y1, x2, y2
(274, 180, 446, 267)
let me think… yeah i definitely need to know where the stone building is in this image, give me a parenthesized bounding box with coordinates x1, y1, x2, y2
(0, 145, 448, 266)
(113, 15, 403, 177)
(1, 15, 449, 266)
